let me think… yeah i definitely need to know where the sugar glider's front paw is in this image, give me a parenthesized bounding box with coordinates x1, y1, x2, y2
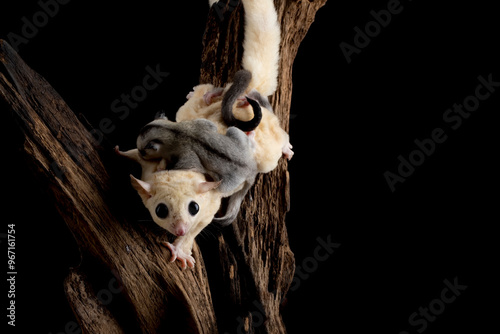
(282, 142, 294, 160)
(203, 87, 224, 105)
(162, 241, 196, 269)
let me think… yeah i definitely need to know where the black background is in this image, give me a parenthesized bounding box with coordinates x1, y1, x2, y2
(1, 0, 498, 333)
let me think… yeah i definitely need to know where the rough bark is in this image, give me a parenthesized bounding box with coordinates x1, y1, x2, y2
(1, 39, 217, 334)
(200, 1, 327, 331)
(1, 0, 326, 333)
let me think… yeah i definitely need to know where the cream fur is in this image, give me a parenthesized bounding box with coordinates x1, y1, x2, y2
(116, 147, 222, 268)
(143, 171, 220, 240)
(241, 0, 281, 97)
(176, 0, 291, 173)
(155, 172, 220, 267)
(205, 0, 281, 97)
(139, 170, 222, 268)
(176, 84, 290, 173)
(118, 0, 288, 268)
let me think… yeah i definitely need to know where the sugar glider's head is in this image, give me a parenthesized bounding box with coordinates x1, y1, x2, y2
(130, 170, 221, 236)
(136, 118, 174, 159)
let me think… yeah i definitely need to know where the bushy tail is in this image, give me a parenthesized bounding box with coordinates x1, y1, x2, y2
(241, 0, 281, 97)
(208, 0, 280, 97)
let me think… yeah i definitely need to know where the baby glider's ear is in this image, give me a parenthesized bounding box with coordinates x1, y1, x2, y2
(130, 175, 152, 201)
(197, 180, 222, 194)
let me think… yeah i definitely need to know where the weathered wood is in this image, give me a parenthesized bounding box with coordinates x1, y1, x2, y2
(200, 1, 327, 332)
(0, 39, 217, 334)
(64, 269, 124, 334)
(1, 0, 326, 332)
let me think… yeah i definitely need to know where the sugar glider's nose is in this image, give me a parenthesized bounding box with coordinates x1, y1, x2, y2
(174, 224, 187, 236)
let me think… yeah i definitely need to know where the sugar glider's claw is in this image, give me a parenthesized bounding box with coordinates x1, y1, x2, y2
(161, 241, 177, 263)
(180, 253, 195, 269)
(161, 241, 195, 269)
(175, 253, 195, 269)
(177, 256, 196, 270)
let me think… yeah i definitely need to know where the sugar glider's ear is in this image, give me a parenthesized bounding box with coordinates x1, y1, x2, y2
(197, 180, 222, 194)
(130, 175, 152, 201)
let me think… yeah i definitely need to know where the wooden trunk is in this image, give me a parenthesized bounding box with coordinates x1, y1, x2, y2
(0, 0, 326, 332)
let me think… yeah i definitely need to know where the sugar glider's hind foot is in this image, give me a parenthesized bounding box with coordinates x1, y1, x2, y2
(161, 241, 196, 269)
(282, 142, 294, 160)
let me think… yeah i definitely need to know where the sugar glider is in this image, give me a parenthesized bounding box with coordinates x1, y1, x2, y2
(116, 111, 258, 265)
(177, 0, 294, 174)
(116, 147, 223, 269)
(137, 70, 264, 226)
(136, 115, 258, 197)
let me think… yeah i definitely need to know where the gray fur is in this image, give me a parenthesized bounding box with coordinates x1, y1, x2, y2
(137, 118, 257, 197)
(247, 89, 273, 112)
(211, 181, 253, 226)
(137, 69, 272, 226)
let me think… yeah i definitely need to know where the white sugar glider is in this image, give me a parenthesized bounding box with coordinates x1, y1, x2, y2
(118, 111, 260, 236)
(116, 147, 223, 269)
(135, 72, 262, 227)
(177, 0, 294, 174)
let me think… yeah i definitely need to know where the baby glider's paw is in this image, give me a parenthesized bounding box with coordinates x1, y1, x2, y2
(282, 142, 294, 160)
(162, 241, 196, 269)
(203, 88, 224, 105)
(236, 96, 250, 108)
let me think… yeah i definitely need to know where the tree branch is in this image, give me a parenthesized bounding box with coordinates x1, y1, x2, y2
(200, 1, 327, 332)
(0, 0, 326, 332)
(1, 39, 217, 334)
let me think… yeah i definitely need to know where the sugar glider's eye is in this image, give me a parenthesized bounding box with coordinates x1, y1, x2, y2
(155, 203, 169, 219)
(188, 201, 199, 216)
